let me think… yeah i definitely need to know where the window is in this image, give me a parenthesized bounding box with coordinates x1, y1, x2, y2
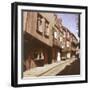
(37, 14, 50, 38)
(44, 21, 49, 37)
(59, 32, 63, 42)
(63, 31, 66, 38)
(54, 31, 58, 39)
(60, 37, 63, 42)
(53, 26, 60, 40)
(61, 41, 65, 48)
(67, 41, 70, 47)
(70, 35, 73, 42)
(60, 32, 63, 37)
(37, 14, 45, 34)
(34, 51, 44, 60)
(67, 32, 69, 38)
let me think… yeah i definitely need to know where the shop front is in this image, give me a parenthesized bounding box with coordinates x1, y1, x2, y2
(23, 32, 52, 71)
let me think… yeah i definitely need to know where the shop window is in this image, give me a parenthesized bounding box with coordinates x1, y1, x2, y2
(34, 51, 44, 60)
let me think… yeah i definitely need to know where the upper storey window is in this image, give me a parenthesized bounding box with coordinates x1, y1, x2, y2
(33, 50, 44, 60)
(37, 14, 45, 34)
(53, 26, 59, 40)
(67, 41, 70, 47)
(44, 21, 49, 37)
(63, 31, 66, 38)
(61, 41, 65, 49)
(67, 32, 70, 38)
(37, 13, 50, 38)
(54, 31, 58, 39)
(59, 31, 63, 41)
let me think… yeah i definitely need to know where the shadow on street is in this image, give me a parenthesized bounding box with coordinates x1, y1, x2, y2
(56, 59, 80, 76)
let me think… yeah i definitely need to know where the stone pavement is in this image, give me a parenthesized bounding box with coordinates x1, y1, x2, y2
(23, 58, 76, 77)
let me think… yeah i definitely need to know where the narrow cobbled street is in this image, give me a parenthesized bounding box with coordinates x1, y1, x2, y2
(23, 58, 80, 77)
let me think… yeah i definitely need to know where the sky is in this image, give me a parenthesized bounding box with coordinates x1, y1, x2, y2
(56, 13, 79, 41)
